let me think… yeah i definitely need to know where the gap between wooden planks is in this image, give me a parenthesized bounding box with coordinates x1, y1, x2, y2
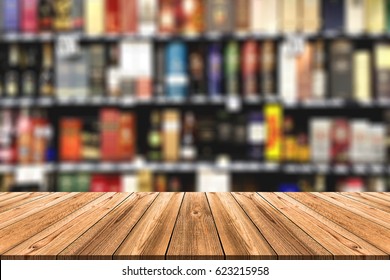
(0, 192, 389, 260)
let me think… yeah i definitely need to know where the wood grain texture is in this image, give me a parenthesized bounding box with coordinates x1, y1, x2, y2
(58, 192, 158, 260)
(207, 193, 277, 260)
(0, 193, 78, 229)
(341, 192, 390, 212)
(0, 192, 389, 260)
(232, 192, 331, 259)
(288, 192, 390, 255)
(114, 192, 184, 260)
(167, 193, 224, 260)
(0, 193, 49, 213)
(313, 193, 390, 229)
(2, 193, 130, 260)
(0, 192, 102, 254)
(260, 193, 388, 259)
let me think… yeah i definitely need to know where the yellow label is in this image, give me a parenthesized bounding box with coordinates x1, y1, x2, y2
(375, 44, 390, 68)
(265, 104, 282, 161)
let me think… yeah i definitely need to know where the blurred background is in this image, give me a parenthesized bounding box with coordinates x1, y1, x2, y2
(1, 0, 390, 192)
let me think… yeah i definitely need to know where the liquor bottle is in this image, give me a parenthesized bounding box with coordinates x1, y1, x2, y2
(301, 0, 320, 33)
(345, 0, 365, 34)
(261, 41, 275, 98)
(235, 0, 249, 33)
(120, 41, 136, 97)
(39, 43, 54, 96)
(60, 118, 82, 161)
(163, 110, 180, 162)
(247, 112, 264, 160)
(281, 115, 296, 163)
(323, 0, 344, 32)
(375, 43, 390, 99)
(53, 0, 72, 31)
(16, 108, 33, 164)
(165, 42, 188, 98)
(0, 110, 15, 164)
(21, 45, 38, 97)
(197, 114, 216, 161)
(206, 0, 234, 33)
(279, 41, 297, 103)
(265, 104, 282, 162)
(353, 50, 371, 103)
(100, 108, 121, 161)
(383, 110, 390, 163)
(310, 118, 331, 163)
(139, 0, 157, 35)
(331, 119, 350, 163)
(85, 0, 104, 35)
(251, 0, 278, 34)
(5, 44, 20, 97)
(232, 114, 247, 160)
(81, 120, 100, 161)
(155, 43, 165, 97)
(242, 40, 258, 97)
(224, 41, 239, 96)
(180, 111, 197, 161)
(297, 43, 313, 102)
(147, 111, 162, 161)
(106, 0, 120, 34)
(106, 43, 121, 97)
(30, 110, 49, 163)
(121, 0, 137, 34)
(39, 0, 53, 32)
(181, 0, 204, 35)
(189, 43, 206, 96)
(312, 40, 326, 101)
(88, 44, 105, 96)
(330, 40, 353, 101)
(21, 0, 38, 33)
(371, 124, 386, 163)
(350, 120, 369, 163)
(216, 110, 232, 156)
(159, 0, 177, 34)
(72, 0, 84, 31)
(135, 41, 153, 99)
(119, 112, 136, 161)
(3, 0, 19, 32)
(366, 0, 386, 34)
(280, 0, 298, 33)
(208, 43, 222, 97)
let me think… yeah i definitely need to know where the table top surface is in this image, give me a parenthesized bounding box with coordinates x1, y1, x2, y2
(0, 192, 389, 260)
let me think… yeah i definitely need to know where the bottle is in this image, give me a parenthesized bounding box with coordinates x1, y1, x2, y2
(3, 0, 20, 33)
(180, 111, 197, 161)
(208, 43, 222, 97)
(312, 40, 326, 101)
(16, 108, 33, 164)
(21, 45, 38, 97)
(147, 111, 162, 161)
(189, 44, 206, 96)
(39, 43, 54, 96)
(247, 112, 264, 160)
(242, 40, 258, 97)
(106, 43, 121, 97)
(53, 0, 72, 31)
(22, 0, 39, 33)
(5, 44, 20, 97)
(165, 42, 188, 98)
(261, 41, 276, 98)
(39, 0, 53, 32)
(72, 0, 84, 31)
(233, 114, 247, 160)
(224, 41, 239, 96)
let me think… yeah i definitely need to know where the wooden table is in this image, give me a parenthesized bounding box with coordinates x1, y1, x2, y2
(0, 192, 389, 260)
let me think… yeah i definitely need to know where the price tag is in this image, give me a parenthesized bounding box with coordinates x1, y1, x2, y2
(57, 34, 80, 57)
(226, 95, 241, 112)
(15, 165, 45, 184)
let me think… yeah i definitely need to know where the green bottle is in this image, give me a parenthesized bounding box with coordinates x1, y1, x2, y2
(224, 41, 239, 95)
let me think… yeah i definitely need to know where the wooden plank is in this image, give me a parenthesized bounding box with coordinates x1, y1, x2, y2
(232, 192, 331, 260)
(0, 192, 103, 255)
(207, 193, 276, 260)
(2, 193, 130, 260)
(341, 193, 390, 212)
(0, 193, 78, 229)
(167, 193, 224, 260)
(58, 192, 158, 260)
(0, 193, 50, 213)
(260, 193, 388, 259)
(288, 192, 390, 255)
(365, 192, 390, 203)
(114, 192, 184, 260)
(0, 193, 25, 203)
(313, 193, 390, 229)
